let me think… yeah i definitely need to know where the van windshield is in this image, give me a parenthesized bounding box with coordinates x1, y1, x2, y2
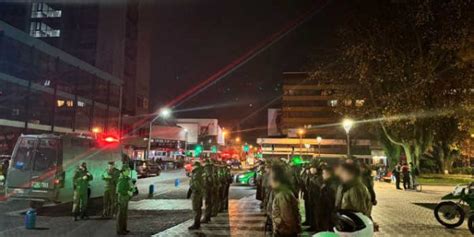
(12, 138, 36, 170)
(33, 139, 59, 171)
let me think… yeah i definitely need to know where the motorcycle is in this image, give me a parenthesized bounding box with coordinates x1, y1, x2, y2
(434, 183, 474, 234)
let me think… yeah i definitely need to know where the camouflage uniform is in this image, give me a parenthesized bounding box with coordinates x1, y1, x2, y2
(72, 164, 93, 220)
(116, 168, 134, 235)
(101, 164, 120, 218)
(272, 184, 301, 236)
(187, 161, 204, 229)
(211, 163, 221, 216)
(202, 160, 214, 222)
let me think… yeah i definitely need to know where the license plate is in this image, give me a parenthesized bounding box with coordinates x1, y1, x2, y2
(32, 182, 49, 189)
(13, 188, 25, 194)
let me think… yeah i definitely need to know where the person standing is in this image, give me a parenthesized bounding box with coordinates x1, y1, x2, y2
(212, 162, 221, 216)
(393, 162, 402, 190)
(187, 161, 204, 230)
(300, 165, 311, 226)
(201, 159, 214, 223)
(270, 164, 301, 236)
(402, 162, 411, 190)
(335, 163, 372, 217)
(72, 162, 93, 221)
(319, 167, 338, 231)
(308, 162, 322, 231)
(116, 166, 134, 235)
(360, 163, 377, 213)
(102, 161, 120, 218)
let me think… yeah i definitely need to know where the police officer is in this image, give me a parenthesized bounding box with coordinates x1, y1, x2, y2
(222, 164, 232, 211)
(308, 160, 322, 231)
(212, 162, 221, 216)
(116, 165, 134, 235)
(187, 160, 204, 230)
(201, 159, 214, 223)
(72, 162, 93, 221)
(102, 161, 120, 218)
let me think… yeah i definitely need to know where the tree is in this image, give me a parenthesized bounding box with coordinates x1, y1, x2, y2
(309, 0, 473, 169)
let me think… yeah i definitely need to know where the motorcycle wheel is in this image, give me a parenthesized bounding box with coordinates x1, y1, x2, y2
(434, 201, 465, 228)
(468, 215, 474, 234)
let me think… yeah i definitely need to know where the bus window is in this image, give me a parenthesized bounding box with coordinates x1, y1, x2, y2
(33, 139, 59, 171)
(12, 138, 36, 170)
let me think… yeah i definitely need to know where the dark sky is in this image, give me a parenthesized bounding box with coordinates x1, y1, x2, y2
(149, 0, 348, 142)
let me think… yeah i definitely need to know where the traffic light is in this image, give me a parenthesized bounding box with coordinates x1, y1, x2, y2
(211, 145, 217, 153)
(194, 145, 203, 157)
(243, 143, 249, 152)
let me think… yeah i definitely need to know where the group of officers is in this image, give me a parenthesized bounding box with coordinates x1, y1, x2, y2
(255, 158, 377, 235)
(72, 160, 135, 235)
(187, 158, 233, 230)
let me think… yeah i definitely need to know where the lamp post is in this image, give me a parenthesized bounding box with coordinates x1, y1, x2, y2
(304, 143, 311, 155)
(342, 119, 354, 158)
(146, 108, 171, 160)
(184, 128, 188, 153)
(298, 128, 305, 156)
(316, 136, 322, 157)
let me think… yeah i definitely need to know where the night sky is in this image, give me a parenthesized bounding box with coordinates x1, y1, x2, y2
(149, 0, 349, 141)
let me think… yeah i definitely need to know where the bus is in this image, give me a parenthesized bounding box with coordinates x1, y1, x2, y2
(5, 133, 123, 205)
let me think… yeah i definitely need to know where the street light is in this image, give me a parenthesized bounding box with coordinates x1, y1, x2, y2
(147, 107, 172, 160)
(235, 137, 241, 143)
(342, 118, 354, 158)
(316, 136, 322, 157)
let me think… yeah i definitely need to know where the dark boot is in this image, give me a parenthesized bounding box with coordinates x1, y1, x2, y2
(201, 218, 210, 223)
(188, 224, 200, 230)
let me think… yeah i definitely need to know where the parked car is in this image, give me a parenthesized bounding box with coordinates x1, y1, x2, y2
(234, 168, 257, 185)
(134, 160, 161, 178)
(227, 159, 242, 170)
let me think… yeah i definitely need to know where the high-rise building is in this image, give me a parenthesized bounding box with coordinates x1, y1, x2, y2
(0, 1, 151, 153)
(258, 72, 380, 163)
(0, 0, 150, 117)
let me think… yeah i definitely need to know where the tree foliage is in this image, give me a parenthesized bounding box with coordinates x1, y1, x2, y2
(310, 0, 473, 170)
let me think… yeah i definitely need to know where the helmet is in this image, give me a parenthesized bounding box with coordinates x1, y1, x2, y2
(333, 211, 374, 237)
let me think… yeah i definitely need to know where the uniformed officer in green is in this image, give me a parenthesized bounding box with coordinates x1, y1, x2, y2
(72, 162, 93, 221)
(116, 165, 134, 235)
(211, 162, 221, 216)
(102, 161, 120, 218)
(187, 160, 204, 230)
(201, 159, 214, 223)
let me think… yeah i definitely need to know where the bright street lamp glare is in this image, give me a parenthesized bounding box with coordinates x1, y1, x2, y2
(159, 108, 171, 118)
(316, 136, 322, 143)
(297, 128, 305, 135)
(342, 118, 354, 133)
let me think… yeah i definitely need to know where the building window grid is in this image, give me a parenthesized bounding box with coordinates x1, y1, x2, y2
(31, 3, 62, 18)
(30, 21, 60, 38)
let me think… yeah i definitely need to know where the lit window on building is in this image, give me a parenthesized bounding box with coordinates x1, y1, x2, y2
(66, 100, 74, 107)
(355, 99, 365, 107)
(343, 99, 353, 106)
(77, 101, 85, 107)
(328, 100, 338, 107)
(56, 100, 65, 107)
(30, 22, 61, 38)
(43, 80, 51, 86)
(31, 3, 62, 18)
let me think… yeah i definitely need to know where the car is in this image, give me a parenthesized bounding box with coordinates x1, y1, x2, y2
(234, 168, 257, 185)
(134, 160, 161, 178)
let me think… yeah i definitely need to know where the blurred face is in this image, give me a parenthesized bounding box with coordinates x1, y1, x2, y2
(339, 169, 354, 183)
(322, 169, 332, 180)
(310, 167, 317, 174)
(269, 171, 280, 189)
